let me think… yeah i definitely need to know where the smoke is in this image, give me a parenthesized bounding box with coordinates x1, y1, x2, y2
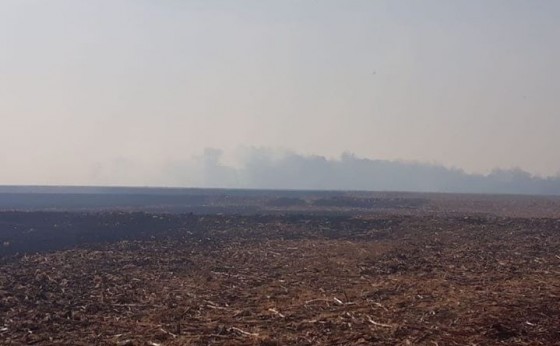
(158, 147, 560, 195)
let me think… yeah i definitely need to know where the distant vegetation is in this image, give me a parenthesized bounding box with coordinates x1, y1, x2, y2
(165, 148, 560, 195)
(312, 196, 426, 209)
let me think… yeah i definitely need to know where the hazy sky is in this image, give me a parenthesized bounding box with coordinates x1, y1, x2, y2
(1, 1, 560, 186)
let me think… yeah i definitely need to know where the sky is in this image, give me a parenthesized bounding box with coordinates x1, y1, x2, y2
(1, 0, 560, 187)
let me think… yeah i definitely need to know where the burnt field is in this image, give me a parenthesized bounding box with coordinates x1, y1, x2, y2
(1, 191, 560, 345)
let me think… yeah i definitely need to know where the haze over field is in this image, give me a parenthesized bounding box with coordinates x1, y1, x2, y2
(1, 1, 560, 192)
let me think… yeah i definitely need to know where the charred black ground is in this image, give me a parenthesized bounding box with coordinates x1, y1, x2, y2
(1, 190, 559, 345)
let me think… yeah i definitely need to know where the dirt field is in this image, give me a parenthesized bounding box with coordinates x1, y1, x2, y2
(1, 194, 560, 345)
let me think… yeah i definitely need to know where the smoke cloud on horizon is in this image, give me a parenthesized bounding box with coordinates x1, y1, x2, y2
(143, 148, 560, 195)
